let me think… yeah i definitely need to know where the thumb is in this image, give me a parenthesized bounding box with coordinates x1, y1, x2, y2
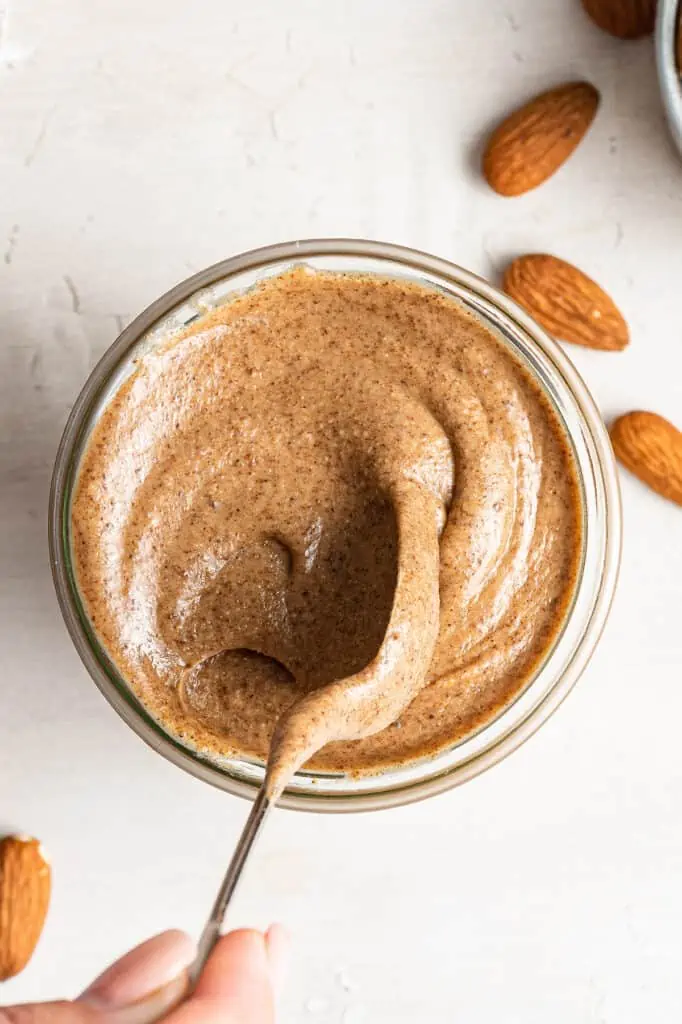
(0, 931, 195, 1024)
(163, 926, 289, 1024)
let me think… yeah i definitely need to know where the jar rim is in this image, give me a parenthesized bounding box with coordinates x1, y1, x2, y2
(48, 238, 622, 813)
(656, 0, 682, 160)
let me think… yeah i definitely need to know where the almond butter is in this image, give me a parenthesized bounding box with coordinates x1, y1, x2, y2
(0, 836, 51, 981)
(610, 411, 682, 506)
(503, 253, 629, 351)
(482, 82, 600, 196)
(581, 0, 657, 40)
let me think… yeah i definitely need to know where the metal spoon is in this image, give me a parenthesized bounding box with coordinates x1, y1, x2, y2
(189, 786, 273, 986)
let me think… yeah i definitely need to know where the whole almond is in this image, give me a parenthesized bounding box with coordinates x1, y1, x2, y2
(0, 836, 51, 980)
(582, 0, 657, 39)
(610, 411, 682, 506)
(503, 253, 629, 351)
(482, 82, 600, 196)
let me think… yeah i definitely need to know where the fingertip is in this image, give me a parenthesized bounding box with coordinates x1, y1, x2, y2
(81, 929, 196, 1009)
(193, 929, 269, 997)
(180, 930, 274, 1024)
(158, 930, 197, 966)
(264, 924, 291, 990)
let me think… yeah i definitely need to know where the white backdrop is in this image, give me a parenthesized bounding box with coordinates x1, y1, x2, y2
(1, 1, 681, 1020)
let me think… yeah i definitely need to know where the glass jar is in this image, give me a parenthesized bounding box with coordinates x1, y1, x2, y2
(656, 0, 682, 157)
(49, 239, 621, 812)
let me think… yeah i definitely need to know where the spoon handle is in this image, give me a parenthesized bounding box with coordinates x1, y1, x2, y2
(189, 787, 272, 985)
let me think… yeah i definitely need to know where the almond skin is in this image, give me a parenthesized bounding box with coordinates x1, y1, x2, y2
(581, 0, 656, 40)
(0, 836, 51, 980)
(482, 82, 600, 196)
(503, 253, 629, 351)
(610, 412, 682, 506)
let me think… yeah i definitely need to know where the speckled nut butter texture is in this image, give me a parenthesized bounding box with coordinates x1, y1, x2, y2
(72, 269, 582, 797)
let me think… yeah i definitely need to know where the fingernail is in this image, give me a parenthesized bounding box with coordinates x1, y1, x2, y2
(79, 930, 195, 1024)
(265, 923, 291, 991)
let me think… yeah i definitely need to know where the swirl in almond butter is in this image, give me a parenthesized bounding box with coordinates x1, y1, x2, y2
(72, 270, 581, 797)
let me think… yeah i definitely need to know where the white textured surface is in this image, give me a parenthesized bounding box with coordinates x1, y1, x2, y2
(1, 1, 682, 1020)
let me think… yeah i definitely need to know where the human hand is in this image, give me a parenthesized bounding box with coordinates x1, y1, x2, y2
(0, 926, 289, 1024)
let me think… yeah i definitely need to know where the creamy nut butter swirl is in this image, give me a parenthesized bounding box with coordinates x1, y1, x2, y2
(72, 269, 582, 797)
